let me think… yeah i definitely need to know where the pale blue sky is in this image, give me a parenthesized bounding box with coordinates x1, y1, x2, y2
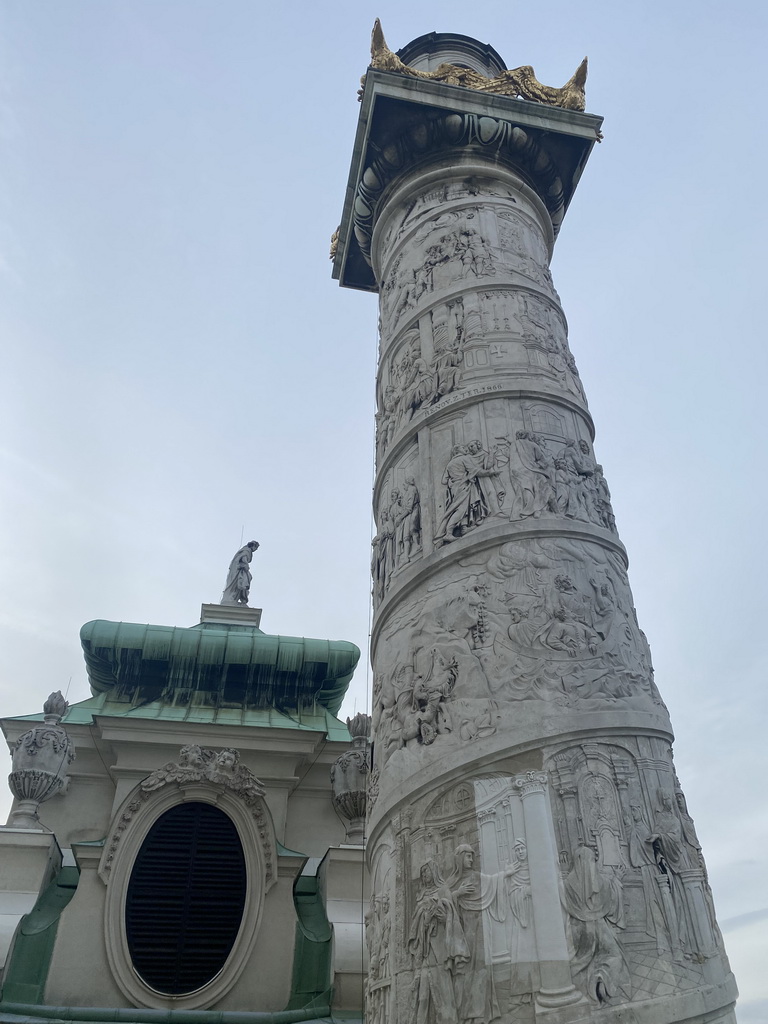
(1, 2, 766, 1017)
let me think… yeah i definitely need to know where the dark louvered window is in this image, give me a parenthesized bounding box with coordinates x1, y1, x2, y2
(125, 802, 247, 994)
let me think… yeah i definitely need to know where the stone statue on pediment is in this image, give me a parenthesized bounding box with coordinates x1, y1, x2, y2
(221, 540, 259, 605)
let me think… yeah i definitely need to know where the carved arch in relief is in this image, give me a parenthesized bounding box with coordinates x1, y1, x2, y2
(100, 775, 276, 1010)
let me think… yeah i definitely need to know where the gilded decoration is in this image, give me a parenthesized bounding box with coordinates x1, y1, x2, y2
(363, 20, 588, 112)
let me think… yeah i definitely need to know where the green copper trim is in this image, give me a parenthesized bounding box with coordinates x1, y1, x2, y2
(78, 620, 360, 717)
(1, 867, 79, 1005)
(0, 1004, 344, 1023)
(8, 690, 353, 740)
(286, 875, 332, 1010)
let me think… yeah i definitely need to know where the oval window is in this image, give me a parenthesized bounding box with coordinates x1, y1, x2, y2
(125, 801, 246, 994)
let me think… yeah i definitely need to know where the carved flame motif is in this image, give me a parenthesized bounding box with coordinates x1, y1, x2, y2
(365, 20, 588, 113)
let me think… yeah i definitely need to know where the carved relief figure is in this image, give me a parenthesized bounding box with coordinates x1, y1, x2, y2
(431, 331, 464, 403)
(519, 294, 584, 399)
(140, 745, 266, 804)
(372, 508, 395, 601)
(646, 789, 716, 958)
(401, 342, 432, 422)
(377, 536, 658, 724)
(366, 892, 393, 1024)
(374, 582, 501, 762)
(674, 788, 703, 872)
(372, 477, 423, 594)
(505, 839, 535, 995)
(381, 655, 457, 759)
(467, 439, 505, 516)
(627, 804, 679, 957)
(367, 893, 393, 982)
(397, 476, 422, 565)
(376, 315, 467, 461)
(514, 431, 556, 519)
(562, 845, 631, 1005)
(375, 384, 401, 463)
(445, 844, 508, 1024)
(650, 790, 693, 876)
(408, 862, 469, 1024)
(435, 445, 500, 545)
(540, 574, 600, 659)
(500, 432, 617, 534)
(450, 228, 496, 279)
(388, 489, 404, 547)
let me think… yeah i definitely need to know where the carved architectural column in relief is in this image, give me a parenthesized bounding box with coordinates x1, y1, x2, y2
(513, 772, 580, 1008)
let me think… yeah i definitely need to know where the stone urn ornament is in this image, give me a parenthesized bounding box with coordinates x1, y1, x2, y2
(330, 713, 371, 844)
(6, 691, 75, 829)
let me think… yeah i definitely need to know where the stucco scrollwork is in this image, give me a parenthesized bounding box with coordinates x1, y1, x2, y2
(100, 745, 274, 885)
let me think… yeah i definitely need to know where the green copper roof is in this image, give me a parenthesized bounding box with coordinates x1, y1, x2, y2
(9, 689, 354, 739)
(79, 619, 360, 718)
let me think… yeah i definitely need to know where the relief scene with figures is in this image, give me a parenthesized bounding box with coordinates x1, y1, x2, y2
(366, 756, 726, 1024)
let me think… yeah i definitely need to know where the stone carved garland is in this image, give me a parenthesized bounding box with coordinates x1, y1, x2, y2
(101, 745, 274, 884)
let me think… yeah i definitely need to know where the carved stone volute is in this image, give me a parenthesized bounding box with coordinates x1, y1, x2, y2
(6, 690, 75, 829)
(330, 714, 371, 844)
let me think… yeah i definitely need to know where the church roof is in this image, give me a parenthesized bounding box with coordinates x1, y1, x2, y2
(77, 619, 360, 719)
(8, 688, 354, 740)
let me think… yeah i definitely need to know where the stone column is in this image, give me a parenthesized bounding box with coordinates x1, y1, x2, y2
(335, 25, 737, 1024)
(513, 771, 581, 1008)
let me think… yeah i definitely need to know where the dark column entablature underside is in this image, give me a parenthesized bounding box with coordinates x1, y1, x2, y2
(333, 70, 603, 292)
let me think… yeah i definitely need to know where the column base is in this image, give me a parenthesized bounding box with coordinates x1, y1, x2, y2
(535, 984, 585, 1010)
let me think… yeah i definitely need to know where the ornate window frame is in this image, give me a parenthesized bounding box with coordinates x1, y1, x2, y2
(99, 755, 276, 1010)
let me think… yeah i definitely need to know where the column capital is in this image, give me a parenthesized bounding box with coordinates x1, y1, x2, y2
(513, 770, 549, 799)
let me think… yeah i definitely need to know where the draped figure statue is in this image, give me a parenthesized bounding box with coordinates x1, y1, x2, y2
(221, 540, 259, 605)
